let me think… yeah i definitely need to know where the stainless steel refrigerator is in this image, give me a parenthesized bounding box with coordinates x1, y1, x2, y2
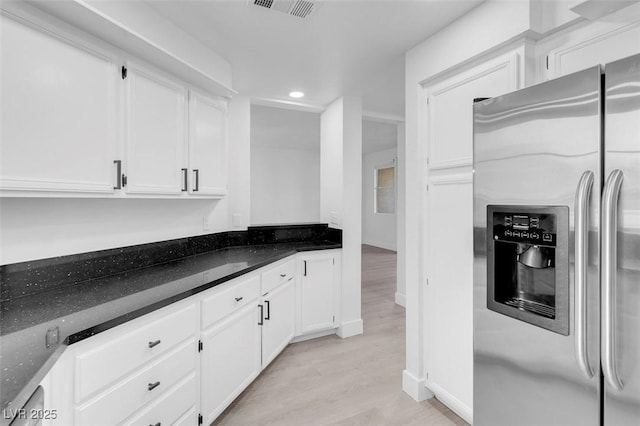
(473, 53, 640, 426)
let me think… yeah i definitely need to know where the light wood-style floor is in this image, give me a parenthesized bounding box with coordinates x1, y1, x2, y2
(214, 245, 468, 426)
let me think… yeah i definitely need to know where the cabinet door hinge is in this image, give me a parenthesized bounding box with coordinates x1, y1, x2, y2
(198, 340, 203, 352)
(121, 66, 127, 79)
(198, 413, 203, 425)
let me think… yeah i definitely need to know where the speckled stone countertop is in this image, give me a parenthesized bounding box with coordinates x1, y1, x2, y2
(0, 224, 341, 420)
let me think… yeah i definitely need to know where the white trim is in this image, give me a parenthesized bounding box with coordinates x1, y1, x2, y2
(402, 369, 433, 402)
(336, 318, 363, 338)
(394, 292, 406, 307)
(362, 110, 405, 124)
(428, 157, 472, 171)
(290, 328, 336, 343)
(429, 173, 473, 186)
(251, 97, 325, 113)
(427, 381, 473, 425)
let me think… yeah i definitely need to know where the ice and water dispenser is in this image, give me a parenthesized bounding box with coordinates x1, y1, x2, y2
(487, 205, 569, 335)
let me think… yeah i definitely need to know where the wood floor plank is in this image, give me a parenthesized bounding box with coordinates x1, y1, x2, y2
(213, 245, 468, 426)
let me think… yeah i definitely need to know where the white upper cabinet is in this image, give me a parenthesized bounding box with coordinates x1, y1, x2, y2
(125, 64, 187, 195)
(0, 13, 119, 194)
(0, 6, 230, 199)
(425, 52, 520, 171)
(188, 92, 227, 197)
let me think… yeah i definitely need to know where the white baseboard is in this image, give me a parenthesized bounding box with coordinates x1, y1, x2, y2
(402, 369, 434, 402)
(337, 318, 363, 338)
(395, 292, 406, 307)
(290, 328, 337, 343)
(428, 381, 473, 424)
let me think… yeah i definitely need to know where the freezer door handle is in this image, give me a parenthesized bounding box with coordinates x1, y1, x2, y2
(574, 170, 595, 379)
(601, 169, 624, 391)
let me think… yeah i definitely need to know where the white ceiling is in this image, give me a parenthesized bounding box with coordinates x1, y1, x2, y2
(146, 0, 483, 117)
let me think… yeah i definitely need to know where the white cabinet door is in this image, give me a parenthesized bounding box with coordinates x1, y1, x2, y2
(0, 15, 119, 194)
(125, 64, 186, 195)
(261, 278, 295, 369)
(200, 302, 261, 425)
(299, 253, 335, 334)
(188, 92, 227, 197)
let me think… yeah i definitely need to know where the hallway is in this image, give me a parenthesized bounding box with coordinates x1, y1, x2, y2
(215, 245, 467, 426)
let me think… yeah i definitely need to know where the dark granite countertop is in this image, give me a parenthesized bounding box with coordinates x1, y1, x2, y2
(0, 224, 341, 421)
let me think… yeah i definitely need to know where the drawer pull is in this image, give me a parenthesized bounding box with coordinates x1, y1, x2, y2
(150, 423, 161, 426)
(235, 297, 243, 302)
(148, 381, 160, 391)
(280, 273, 287, 277)
(148, 340, 161, 348)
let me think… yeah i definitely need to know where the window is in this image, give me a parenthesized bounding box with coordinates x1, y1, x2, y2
(374, 163, 395, 214)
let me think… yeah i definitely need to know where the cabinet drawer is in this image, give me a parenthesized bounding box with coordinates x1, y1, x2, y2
(201, 274, 260, 329)
(122, 373, 197, 426)
(76, 339, 196, 426)
(75, 302, 196, 402)
(261, 259, 295, 295)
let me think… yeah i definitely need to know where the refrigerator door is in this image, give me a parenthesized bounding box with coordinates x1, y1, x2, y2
(603, 53, 640, 425)
(473, 66, 602, 426)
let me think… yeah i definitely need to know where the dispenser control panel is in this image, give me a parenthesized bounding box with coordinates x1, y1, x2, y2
(493, 212, 557, 246)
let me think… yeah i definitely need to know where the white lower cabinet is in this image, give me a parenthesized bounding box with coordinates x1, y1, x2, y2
(260, 278, 295, 369)
(298, 252, 337, 334)
(43, 250, 340, 426)
(200, 302, 261, 425)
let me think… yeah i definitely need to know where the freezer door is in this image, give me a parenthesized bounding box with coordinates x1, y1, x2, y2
(473, 66, 602, 426)
(603, 53, 640, 425)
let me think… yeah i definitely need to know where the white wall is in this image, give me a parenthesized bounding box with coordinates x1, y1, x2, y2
(321, 96, 363, 339)
(250, 105, 320, 225)
(362, 148, 397, 251)
(228, 95, 252, 230)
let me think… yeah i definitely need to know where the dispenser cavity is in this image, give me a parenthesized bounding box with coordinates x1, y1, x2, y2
(487, 205, 569, 335)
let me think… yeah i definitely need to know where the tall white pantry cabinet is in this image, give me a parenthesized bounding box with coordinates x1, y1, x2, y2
(0, 9, 228, 198)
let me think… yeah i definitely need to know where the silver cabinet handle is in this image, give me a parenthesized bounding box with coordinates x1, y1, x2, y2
(574, 171, 594, 378)
(147, 381, 160, 391)
(280, 273, 287, 278)
(235, 297, 243, 302)
(601, 169, 624, 391)
(265, 300, 270, 320)
(148, 339, 161, 348)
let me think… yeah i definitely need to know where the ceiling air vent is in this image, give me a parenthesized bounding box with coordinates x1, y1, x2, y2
(251, 0, 318, 19)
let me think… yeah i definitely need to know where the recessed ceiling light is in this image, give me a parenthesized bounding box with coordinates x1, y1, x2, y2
(289, 91, 305, 98)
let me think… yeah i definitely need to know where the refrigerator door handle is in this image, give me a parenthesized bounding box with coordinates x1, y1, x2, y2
(601, 169, 624, 391)
(574, 170, 595, 379)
